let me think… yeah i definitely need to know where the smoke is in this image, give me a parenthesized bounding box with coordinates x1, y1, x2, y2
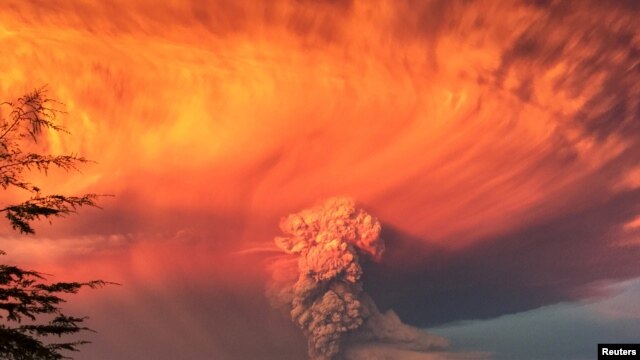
(267, 197, 454, 359)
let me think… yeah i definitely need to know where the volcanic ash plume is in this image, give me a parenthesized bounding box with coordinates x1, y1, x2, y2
(267, 197, 383, 359)
(267, 196, 429, 360)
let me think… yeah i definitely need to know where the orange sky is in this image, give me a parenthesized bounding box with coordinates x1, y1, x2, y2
(1, 1, 639, 359)
(2, 0, 637, 244)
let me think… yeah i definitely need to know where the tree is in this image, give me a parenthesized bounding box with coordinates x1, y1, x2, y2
(0, 88, 109, 359)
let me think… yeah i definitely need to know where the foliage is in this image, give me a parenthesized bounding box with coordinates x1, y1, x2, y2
(0, 88, 109, 359)
(0, 88, 99, 234)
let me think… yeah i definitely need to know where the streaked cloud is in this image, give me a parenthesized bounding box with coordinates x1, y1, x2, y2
(0, 1, 638, 358)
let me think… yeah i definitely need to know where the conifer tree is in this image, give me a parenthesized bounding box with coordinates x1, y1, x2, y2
(0, 88, 109, 359)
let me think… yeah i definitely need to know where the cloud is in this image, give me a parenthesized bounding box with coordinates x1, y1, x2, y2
(342, 297, 490, 359)
(267, 197, 386, 359)
(365, 188, 640, 326)
(434, 279, 640, 359)
(267, 197, 486, 359)
(0, 0, 639, 358)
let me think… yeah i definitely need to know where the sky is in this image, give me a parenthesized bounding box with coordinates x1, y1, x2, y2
(0, 0, 639, 359)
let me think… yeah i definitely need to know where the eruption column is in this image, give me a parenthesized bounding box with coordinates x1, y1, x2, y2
(268, 197, 384, 360)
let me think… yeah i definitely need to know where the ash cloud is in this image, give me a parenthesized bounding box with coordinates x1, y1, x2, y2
(365, 188, 640, 327)
(2, 1, 640, 359)
(267, 198, 472, 359)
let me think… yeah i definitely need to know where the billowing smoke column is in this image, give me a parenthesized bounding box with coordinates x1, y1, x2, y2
(268, 197, 385, 360)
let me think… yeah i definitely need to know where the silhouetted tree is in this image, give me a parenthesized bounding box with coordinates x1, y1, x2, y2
(0, 88, 109, 359)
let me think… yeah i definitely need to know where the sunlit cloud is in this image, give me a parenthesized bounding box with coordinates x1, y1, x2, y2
(0, 1, 639, 359)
